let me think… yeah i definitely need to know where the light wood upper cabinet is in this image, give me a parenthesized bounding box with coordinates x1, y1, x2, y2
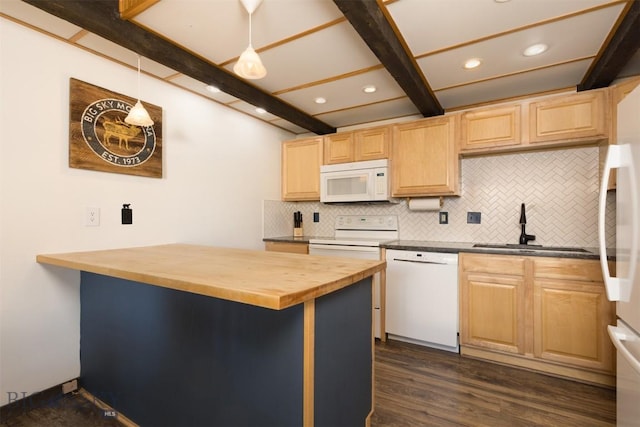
(603, 77, 640, 190)
(281, 137, 323, 201)
(529, 90, 608, 144)
(354, 125, 390, 161)
(459, 253, 615, 386)
(460, 105, 521, 152)
(324, 126, 390, 164)
(391, 116, 459, 197)
(324, 132, 354, 165)
(459, 89, 610, 156)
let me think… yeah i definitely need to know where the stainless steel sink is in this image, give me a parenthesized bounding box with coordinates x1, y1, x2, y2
(473, 243, 589, 253)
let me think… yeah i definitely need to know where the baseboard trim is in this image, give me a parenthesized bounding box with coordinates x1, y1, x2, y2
(461, 346, 615, 388)
(0, 380, 75, 422)
(78, 388, 138, 427)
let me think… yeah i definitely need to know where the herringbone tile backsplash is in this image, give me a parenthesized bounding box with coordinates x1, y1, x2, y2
(264, 146, 616, 248)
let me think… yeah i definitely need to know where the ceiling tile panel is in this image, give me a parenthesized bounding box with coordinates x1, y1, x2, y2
(170, 74, 240, 104)
(317, 98, 419, 129)
(617, 48, 640, 80)
(269, 118, 307, 135)
(75, 33, 176, 78)
(387, 0, 620, 55)
(0, 0, 81, 39)
(419, 3, 625, 90)
(228, 100, 280, 121)
(277, 68, 406, 115)
(225, 21, 382, 93)
(436, 59, 592, 110)
(134, 0, 344, 64)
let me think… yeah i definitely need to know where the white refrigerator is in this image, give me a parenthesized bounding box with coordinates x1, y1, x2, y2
(600, 83, 640, 426)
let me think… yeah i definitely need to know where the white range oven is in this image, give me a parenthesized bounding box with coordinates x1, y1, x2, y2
(309, 215, 399, 339)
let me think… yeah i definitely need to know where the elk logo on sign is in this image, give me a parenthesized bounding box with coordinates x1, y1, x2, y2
(69, 78, 162, 178)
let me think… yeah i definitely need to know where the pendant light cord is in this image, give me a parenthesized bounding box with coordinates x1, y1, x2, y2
(136, 55, 141, 101)
(248, 12, 253, 47)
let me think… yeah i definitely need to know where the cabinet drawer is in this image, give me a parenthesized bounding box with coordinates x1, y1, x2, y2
(533, 257, 603, 282)
(461, 253, 525, 276)
(264, 241, 309, 254)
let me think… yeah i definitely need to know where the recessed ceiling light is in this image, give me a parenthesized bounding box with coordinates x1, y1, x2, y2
(523, 43, 548, 57)
(494, 0, 511, 3)
(464, 58, 482, 69)
(314, 97, 327, 104)
(255, 107, 267, 114)
(362, 85, 377, 94)
(205, 85, 220, 93)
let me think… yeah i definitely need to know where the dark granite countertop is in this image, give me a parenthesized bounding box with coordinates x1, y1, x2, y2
(382, 240, 610, 260)
(263, 236, 318, 244)
(264, 237, 613, 260)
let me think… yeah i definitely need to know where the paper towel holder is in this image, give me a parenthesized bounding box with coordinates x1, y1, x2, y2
(407, 196, 443, 211)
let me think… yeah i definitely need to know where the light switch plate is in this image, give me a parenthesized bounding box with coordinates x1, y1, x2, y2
(439, 212, 448, 224)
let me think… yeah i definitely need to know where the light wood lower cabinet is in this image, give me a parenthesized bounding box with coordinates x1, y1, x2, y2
(532, 257, 614, 373)
(460, 253, 615, 386)
(463, 273, 526, 354)
(460, 254, 526, 354)
(264, 241, 309, 254)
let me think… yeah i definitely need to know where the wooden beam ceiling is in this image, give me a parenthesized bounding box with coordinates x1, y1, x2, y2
(332, 0, 443, 117)
(23, 0, 336, 135)
(118, 0, 159, 20)
(578, 0, 640, 91)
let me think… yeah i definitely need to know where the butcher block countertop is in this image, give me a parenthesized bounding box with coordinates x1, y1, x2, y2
(36, 243, 385, 310)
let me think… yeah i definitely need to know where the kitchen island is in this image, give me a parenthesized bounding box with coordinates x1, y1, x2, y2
(36, 243, 385, 427)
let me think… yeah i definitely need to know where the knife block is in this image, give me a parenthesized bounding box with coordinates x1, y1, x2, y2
(293, 225, 303, 237)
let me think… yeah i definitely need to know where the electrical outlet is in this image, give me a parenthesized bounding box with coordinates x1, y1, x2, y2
(313, 212, 320, 223)
(85, 207, 100, 226)
(439, 212, 448, 224)
(467, 212, 481, 224)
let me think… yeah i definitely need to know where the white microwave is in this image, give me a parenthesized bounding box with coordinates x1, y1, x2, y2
(320, 159, 391, 203)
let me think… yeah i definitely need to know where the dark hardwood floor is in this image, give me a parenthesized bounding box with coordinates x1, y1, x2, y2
(371, 339, 616, 427)
(0, 339, 616, 426)
(0, 392, 120, 427)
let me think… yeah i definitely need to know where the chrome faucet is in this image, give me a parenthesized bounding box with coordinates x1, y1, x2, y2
(519, 203, 536, 245)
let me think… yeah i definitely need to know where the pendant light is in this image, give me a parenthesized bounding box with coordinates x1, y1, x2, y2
(125, 55, 154, 127)
(234, 0, 266, 80)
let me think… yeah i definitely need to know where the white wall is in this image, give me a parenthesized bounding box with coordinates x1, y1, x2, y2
(0, 19, 292, 405)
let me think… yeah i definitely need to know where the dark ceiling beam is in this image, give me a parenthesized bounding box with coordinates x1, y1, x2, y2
(333, 0, 443, 117)
(22, 0, 336, 135)
(578, 0, 640, 91)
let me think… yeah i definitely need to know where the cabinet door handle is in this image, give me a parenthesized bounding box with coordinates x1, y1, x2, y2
(608, 325, 640, 375)
(599, 144, 637, 302)
(392, 258, 450, 266)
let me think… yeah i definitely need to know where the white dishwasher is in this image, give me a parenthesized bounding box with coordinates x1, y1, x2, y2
(385, 249, 459, 353)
